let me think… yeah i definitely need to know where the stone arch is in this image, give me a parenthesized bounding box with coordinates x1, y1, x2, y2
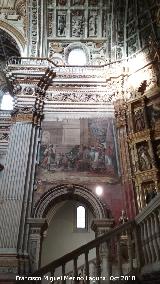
(33, 184, 111, 221)
(0, 20, 26, 55)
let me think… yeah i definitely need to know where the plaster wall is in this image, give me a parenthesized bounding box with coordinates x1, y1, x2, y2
(41, 200, 95, 268)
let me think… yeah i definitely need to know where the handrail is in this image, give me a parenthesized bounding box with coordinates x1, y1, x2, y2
(6, 56, 157, 82)
(32, 221, 135, 277)
(135, 192, 160, 224)
(19, 190, 160, 283)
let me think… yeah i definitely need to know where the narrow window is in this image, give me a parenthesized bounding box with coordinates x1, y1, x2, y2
(76, 205, 86, 229)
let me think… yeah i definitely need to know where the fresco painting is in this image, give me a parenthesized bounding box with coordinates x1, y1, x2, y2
(38, 118, 119, 183)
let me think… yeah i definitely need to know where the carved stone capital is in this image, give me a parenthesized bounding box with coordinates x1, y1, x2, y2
(91, 218, 114, 237)
(27, 218, 47, 234)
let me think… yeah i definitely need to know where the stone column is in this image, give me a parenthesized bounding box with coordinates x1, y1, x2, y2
(91, 219, 114, 284)
(27, 218, 47, 272)
(0, 112, 40, 280)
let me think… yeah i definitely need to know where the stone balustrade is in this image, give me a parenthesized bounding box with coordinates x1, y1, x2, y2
(6, 57, 125, 79)
(18, 221, 139, 284)
(15, 193, 160, 283)
(135, 193, 160, 274)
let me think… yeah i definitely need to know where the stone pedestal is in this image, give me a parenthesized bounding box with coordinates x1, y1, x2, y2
(27, 218, 47, 272)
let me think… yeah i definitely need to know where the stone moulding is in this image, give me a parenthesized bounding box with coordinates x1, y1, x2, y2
(0, 19, 26, 54)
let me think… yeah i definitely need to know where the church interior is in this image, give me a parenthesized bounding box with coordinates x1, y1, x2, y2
(0, 0, 160, 283)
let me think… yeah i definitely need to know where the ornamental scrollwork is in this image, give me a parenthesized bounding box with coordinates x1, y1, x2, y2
(45, 91, 116, 103)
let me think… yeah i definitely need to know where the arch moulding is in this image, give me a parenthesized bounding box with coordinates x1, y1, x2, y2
(0, 19, 26, 55)
(33, 184, 111, 221)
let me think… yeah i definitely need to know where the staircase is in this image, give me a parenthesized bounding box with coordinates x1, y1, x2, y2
(16, 193, 160, 284)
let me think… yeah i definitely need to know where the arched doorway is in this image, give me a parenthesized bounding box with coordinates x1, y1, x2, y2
(31, 184, 112, 271)
(40, 199, 95, 267)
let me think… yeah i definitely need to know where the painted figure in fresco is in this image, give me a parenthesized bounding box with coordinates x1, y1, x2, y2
(39, 119, 118, 177)
(91, 147, 100, 171)
(104, 145, 114, 174)
(138, 145, 152, 171)
(41, 144, 56, 170)
(134, 109, 145, 132)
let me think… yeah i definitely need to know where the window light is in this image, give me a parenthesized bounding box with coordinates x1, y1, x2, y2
(68, 48, 87, 66)
(1, 93, 13, 110)
(76, 205, 86, 228)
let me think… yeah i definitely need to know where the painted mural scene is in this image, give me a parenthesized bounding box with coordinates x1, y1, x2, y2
(38, 118, 119, 183)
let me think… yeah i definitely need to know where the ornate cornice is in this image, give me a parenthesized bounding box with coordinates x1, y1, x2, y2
(11, 107, 33, 123)
(134, 168, 159, 184)
(128, 129, 151, 144)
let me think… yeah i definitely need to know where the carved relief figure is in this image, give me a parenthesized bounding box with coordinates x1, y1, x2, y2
(156, 144, 160, 159)
(71, 11, 84, 37)
(148, 36, 160, 61)
(58, 0, 67, 4)
(102, 12, 107, 37)
(0, 133, 9, 142)
(127, 36, 137, 55)
(49, 42, 64, 58)
(57, 14, 66, 36)
(156, 7, 160, 38)
(145, 183, 157, 204)
(133, 108, 145, 132)
(48, 12, 54, 37)
(89, 13, 98, 37)
(119, 210, 128, 224)
(23, 86, 34, 96)
(89, 0, 98, 5)
(72, 0, 85, 5)
(149, 101, 160, 126)
(138, 144, 152, 171)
